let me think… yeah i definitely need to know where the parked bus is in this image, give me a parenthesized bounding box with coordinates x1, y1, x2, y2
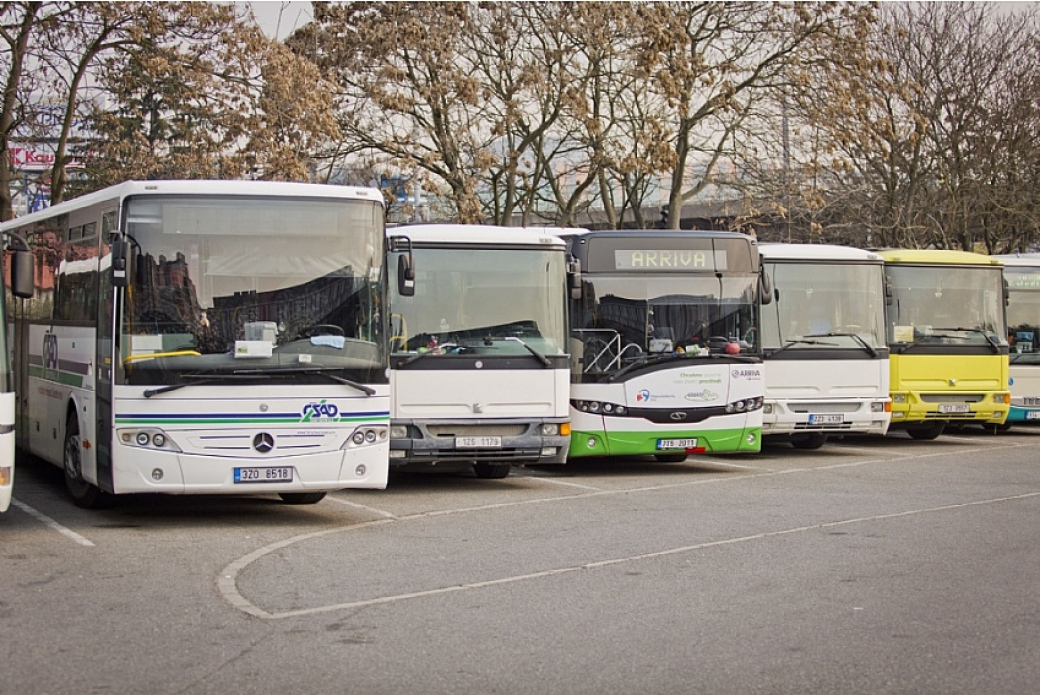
(992, 253, 1040, 426)
(0, 180, 390, 508)
(0, 232, 34, 513)
(758, 244, 890, 449)
(564, 229, 769, 459)
(876, 249, 1009, 438)
(386, 225, 571, 478)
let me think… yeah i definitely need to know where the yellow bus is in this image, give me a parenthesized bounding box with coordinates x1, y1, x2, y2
(876, 249, 1009, 439)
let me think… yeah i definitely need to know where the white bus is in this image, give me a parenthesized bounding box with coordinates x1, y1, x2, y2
(564, 229, 769, 459)
(758, 244, 891, 448)
(1, 180, 390, 508)
(993, 253, 1040, 427)
(387, 225, 571, 478)
(0, 233, 34, 513)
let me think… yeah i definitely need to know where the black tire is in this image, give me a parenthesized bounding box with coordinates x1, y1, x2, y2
(63, 414, 113, 509)
(473, 463, 511, 479)
(908, 422, 945, 440)
(278, 492, 327, 505)
(654, 453, 688, 463)
(791, 433, 827, 450)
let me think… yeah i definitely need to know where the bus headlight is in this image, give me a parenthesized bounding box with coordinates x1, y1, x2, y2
(344, 426, 388, 449)
(994, 393, 1010, 403)
(892, 394, 907, 404)
(119, 428, 181, 452)
(389, 425, 409, 439)
(541, 423, 559, 436)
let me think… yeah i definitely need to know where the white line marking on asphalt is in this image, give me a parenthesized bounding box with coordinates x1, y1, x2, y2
(324, 495, 397, 518)
(522, 475, 603, 491)
(10, 499, 95, 547)
(237, 490, 1040, 620)
(218, 439, 1036, 619)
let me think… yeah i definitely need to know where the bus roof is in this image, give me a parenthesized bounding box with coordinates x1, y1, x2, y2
(872, 248, 1003, 267)
(758, 243, 882, 263)
(993, 253, 1040, 267)
(387, 224, 567, 249)
(563, 228, 755, 241)
(0, 180, 385, 232)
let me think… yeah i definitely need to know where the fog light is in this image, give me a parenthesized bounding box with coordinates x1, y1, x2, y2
(746, 432, 756, 445)
(587, 437, 597, 448)
(389, 450, 406, 459)
(151, 468, 163, 481)
(355, 464, 367, 476)
(541, 447, 557, 456)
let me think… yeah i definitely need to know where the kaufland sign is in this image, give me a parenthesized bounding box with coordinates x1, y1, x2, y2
(9, 145, 58, 172)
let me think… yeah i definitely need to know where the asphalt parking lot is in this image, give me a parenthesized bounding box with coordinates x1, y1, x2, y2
(3, 428, 1039, 694)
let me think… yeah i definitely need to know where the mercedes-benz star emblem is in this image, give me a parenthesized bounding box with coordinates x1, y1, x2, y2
(253, 432, 275, 453)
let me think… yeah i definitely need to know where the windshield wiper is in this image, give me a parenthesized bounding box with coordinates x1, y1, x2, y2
(929, 327, 1003, 353)
(607, 349, 755, 382)
(503, 336, 550, 367)
(805, 332, 879, 358)
(234, 366, 376, 395)
(767, 338, 838, 357)
(143, 373, 265, 398)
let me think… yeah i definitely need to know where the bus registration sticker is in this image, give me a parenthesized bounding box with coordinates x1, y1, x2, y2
(234, 467, 293, 483)
(808, 414, 843, 425)
(457, 436, 502, 448)
(657, 438, 697, 450)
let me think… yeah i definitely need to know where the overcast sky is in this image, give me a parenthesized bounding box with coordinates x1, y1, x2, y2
(244, 1, 314, 40)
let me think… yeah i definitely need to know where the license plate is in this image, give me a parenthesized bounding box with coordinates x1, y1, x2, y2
(657, 438, 698, 450)
(808, 414, 843, 425)
(938, 404, 970, 413)
(1027, 412, 1040, 420)
(234, 466, 293, 483)
(456, 436, 502, 448)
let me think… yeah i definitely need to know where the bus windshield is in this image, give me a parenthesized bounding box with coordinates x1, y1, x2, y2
(119, 195, 386, 386)
(1004, 266, 1040, 364)
(885, 264, 1006, 346)
(389, 247, 567, 357)
(573, 273, 758, 376)
(762, 262, 885, 352)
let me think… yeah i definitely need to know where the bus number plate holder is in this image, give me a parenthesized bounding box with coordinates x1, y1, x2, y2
(938, 405, 970, 413)
(456, 436, 502, 448)
(234, 467, 293, 483)
(657, 438, 698, 450)
(1027, 412, 1040, 419)
(808, 414, 843, 425)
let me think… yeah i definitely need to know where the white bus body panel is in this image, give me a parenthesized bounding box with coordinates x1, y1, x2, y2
(393, 368, 568, 419)
(0, 392, 13, 512)
(108, 386, 389, 493)
(762, 359, 891, 436)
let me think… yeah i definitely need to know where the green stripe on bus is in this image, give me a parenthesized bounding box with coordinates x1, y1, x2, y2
(569, 426, 761, 457)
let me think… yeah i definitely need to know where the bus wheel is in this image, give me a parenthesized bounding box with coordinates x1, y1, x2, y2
(278, 492, 327, 505)
(791, 433, 827, 450)
(908, 423, 945, 440)
(474, 463, 511, 479)
(654, 454, 688, 463)
(63, 415, 112, 509)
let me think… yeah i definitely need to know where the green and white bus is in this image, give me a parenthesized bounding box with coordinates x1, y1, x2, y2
(1, 180, 390, 508)
(564, 230, 770, 460)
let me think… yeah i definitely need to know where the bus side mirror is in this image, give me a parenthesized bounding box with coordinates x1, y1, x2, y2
(10, 249, 33, 299)
(1004, 277, 1010, 306)
(397, 253, 415, 297)
(884, 275, 894, 306)
(568, 259, 582, 300)
(759, 268, 773, 305)
(111, 239, 132, 288)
